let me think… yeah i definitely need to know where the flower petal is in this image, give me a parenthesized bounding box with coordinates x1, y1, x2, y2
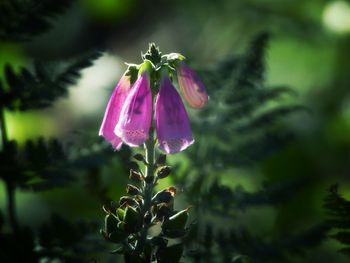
(177, 62, 208, 109)
(99, 74, 131, 150)
(155, 76, 194, 154)
(115, 72, 152, 147)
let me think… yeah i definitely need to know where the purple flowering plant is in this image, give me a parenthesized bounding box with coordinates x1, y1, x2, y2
(99, 43, 208, 262)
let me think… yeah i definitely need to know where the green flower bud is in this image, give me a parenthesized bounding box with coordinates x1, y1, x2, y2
(157, 166, 171, 179)
(156, 154, 167, 166)
(129, 169, 143, 183)
(126, 184, 141, 195)
(152, 187, 176, 204)
(133, 153, 146, 163)
(156, 243, 184, 263)
(105, 214, 119, 235)
(119, 196, 138, 207)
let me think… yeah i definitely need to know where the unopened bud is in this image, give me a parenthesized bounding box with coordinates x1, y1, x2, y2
(156, 154, 167, 166)
(126, 184, 141, 195)
(119, 196, 138, 207)
(157, 166, 171, 179)
(129, 169, 143, 183)
(152, 187, 176, 204)
(133, 153, 146, 163)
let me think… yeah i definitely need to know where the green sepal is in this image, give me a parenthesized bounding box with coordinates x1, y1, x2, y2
(138, 59, 154, 77)
(164, 53, 186, 62)
(105, 213, 119, 235)
(123, 206, 141, 233)
(156, 243, 184, 263)
(142, 43, 162, 65)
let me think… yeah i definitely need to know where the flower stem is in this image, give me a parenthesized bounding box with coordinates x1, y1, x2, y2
(134, 127, 155, 254)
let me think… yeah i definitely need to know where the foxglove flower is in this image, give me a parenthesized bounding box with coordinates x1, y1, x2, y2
(115, 72, 152, 147)
(155, 75, 194, 154)
(177, 62, 208, 109)
(99, 74, 131, 150)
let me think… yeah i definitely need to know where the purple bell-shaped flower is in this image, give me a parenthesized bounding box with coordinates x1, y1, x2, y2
(177, 62, 209, 109)
(155, 74, 194, 154)
(114, 72, 152, 147)
(99, 74, 131, 150)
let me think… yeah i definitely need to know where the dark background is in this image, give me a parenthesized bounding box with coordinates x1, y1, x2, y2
(1, 0, 350, 262)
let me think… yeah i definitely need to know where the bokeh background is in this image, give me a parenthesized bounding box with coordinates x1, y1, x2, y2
(1, 0, 350, 262)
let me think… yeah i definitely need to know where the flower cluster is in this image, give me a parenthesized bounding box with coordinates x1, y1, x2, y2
(99, 48, 208, 154)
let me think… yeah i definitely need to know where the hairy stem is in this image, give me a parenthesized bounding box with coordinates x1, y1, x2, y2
(134, 127, 155, 254)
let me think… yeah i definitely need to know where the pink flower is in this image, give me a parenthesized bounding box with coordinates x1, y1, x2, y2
(177, 62, 208, 109)
(99, 74, 131, 150)
(155, 75, 194, 154)
(114, 72, 152, 147)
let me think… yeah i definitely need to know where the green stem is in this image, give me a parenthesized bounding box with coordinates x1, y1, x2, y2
(134, 127, 155, 254)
